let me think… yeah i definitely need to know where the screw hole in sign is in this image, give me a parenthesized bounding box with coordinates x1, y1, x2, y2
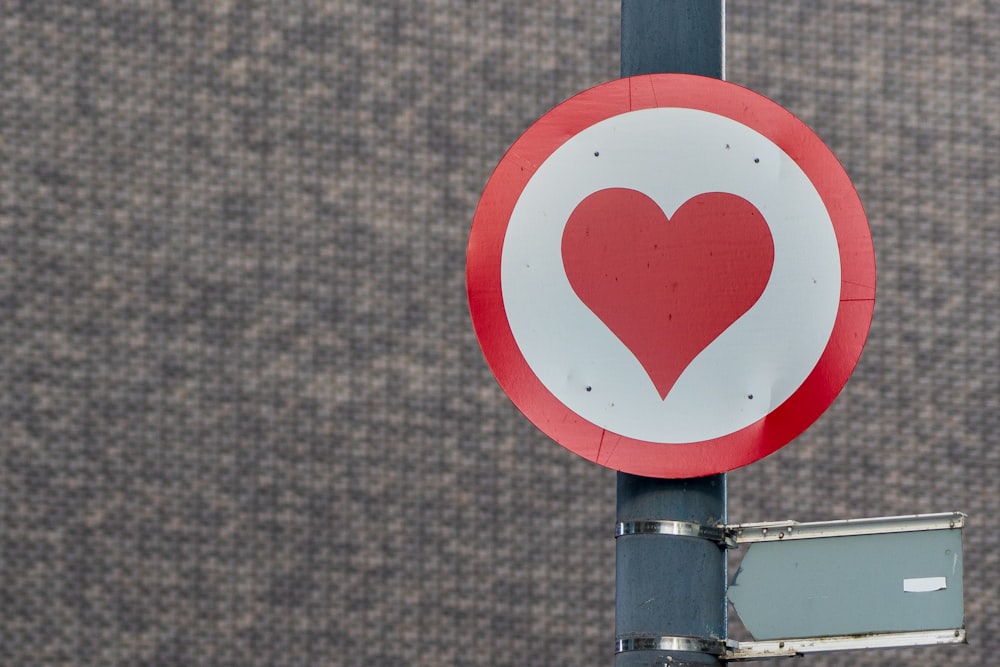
(466, 74, 875, 478)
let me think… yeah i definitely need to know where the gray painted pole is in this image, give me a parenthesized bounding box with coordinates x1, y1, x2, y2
(621, 0, 724, 79)
(616, 2, 727, 666)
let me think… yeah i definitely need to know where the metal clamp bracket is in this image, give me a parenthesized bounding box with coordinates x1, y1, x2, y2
(616, 520, 733, 546)
(616, 634, 727, 656)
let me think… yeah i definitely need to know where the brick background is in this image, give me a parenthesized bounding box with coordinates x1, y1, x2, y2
(1, 2, 996, 665)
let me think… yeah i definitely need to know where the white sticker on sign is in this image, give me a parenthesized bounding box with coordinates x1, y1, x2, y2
(903, 576, 947, 593)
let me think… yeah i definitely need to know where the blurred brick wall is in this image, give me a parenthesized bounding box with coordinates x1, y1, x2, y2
(1, 2, 996, 665)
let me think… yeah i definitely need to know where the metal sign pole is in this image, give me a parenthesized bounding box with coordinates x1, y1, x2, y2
(616, 3, 727, 665)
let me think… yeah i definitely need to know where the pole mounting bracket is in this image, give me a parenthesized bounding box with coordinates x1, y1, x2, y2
(616, 520, 734, 547)
(616, 634, 728, 656)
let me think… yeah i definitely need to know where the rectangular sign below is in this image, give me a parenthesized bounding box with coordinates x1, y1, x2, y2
(725, 512, 966, 657)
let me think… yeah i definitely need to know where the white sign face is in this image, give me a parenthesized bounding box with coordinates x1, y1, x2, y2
(501, 107, 841, 443)
(467, 74, 875, 478)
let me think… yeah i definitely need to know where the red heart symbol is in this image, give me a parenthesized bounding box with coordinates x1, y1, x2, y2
(562, 188, 775, 399)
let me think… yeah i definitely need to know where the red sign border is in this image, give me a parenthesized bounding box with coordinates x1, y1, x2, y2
(467, 74, 875, 478)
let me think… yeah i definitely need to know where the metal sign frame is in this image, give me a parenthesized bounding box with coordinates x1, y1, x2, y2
(723, 629, 967, 661)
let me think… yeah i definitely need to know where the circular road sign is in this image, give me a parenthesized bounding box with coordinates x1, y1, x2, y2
(467, 74, 875, 478)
